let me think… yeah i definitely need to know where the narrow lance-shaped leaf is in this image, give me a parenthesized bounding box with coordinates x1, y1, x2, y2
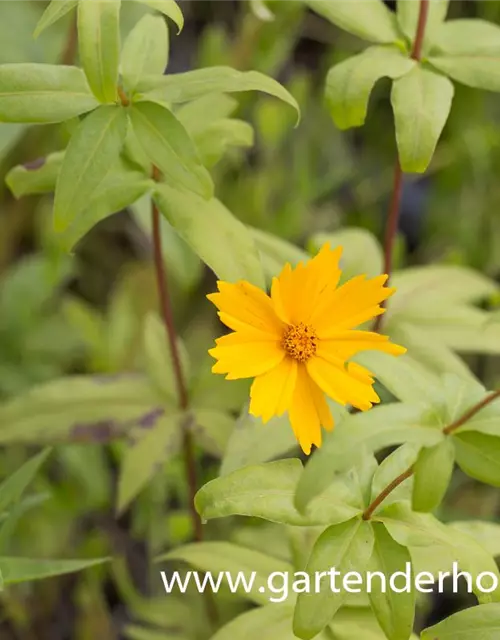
(412, 438, 455, 512)
(34, 0, 79, 38)
(0, 64, 98, 124)
(429, 55, 500, 93)
(129, 101, 213, 199)
(0, 449, 51, 515)
(78, 0, 121, 103)
(135, 0, 184, 33)
(434, 19, 500, 55)
(421, 603, 500, 640)
(391, 66, 454, 173)
(121, 14, 169, 94)
(211, 605, 298, 640)
(53, 105, 128, 233)
(368, 523, 415, 640)
(153, 184, 266, 287)
(6, 152, 64, 198)
(304, 0, 400, 44)
(325, 45, 415, 129)
(293, 518, 374, 640)
(0, 556, 108, 585)
(135, 67, 299, 121)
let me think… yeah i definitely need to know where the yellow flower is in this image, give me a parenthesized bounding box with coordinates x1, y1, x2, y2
(207, 244, 406, 454)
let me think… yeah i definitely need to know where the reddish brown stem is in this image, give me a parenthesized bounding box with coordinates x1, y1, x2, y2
(375, 0, 429, 332)
(61, 14, 78, 65)
(362, 388, 500, 519)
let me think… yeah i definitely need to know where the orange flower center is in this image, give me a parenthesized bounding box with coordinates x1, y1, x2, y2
(282, 323, 318, 362)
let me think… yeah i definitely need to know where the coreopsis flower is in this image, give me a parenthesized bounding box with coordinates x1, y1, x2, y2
(207, 244, 406, 454)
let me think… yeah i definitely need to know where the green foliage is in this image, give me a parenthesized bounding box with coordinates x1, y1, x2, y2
(421, 603, 500, 639)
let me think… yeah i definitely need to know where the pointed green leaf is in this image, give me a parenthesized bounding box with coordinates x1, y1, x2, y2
(434, 19, 500, 55)
(130, 101, 213, 198)
(142, 312, 190, 403)
(53, 105, 128, 233)
(421, 603, 500, 640)
(121, 14, 169, 93)
(192, 118, 254, 167)
(304, 0, 400, 44)
(153, 184, 265, 287)
(0, 449, 51, 515)
(429, 54, 500, 92)
(193, 409, 235, 458)
(0, 64, 98, 123)
(0, 556, 108, 584)
(6, 152, 63, 198)
(453, 431, 500, 487)
(251, 227, 309, 282)
(325, 46, 414, 129)
(77, 0, 121, 103)
(293, 518, 374, 639)
(412, 439, 455, 512)
(368, 523, 415, 640)
(450, 521, 500, 558)
(136, 67, 299, 120)
(195, 459, 361, 527)
(391, 66, 454, 173)
(158, 542, 293, 605)
(117, 413, 182, 513)
(211, 605, 298, 640)
(60, 164, 153, 250)
(135, 0, 183, 33)
(34, 0, 78, 38)
(295, 404, 442, 513)
(397, 0, 448, 51)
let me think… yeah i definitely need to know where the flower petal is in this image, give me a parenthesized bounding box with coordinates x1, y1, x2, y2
(209, 339, 284, 379)
(207, 280, 284, 337)
(306, 355, 380, 411)
(288, 364, 334, 455)
(312, 274, 395, 335)
(271, 244, 343, 325)
(317, 331, 406, 361)
(249, 357, 297, 423)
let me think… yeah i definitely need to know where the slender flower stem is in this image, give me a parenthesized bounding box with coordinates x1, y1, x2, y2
(61, 14, 78, 65)
(362, 388, 500, 520)
(374, 0, 429, 332)
(151, 181, 218, 625)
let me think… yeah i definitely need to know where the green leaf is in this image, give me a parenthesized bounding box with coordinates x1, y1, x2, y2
(129, 101, 213, 198)
(331, 608, 414, 640)
(293, 518, 374, 639)
(368, 523, 415, 640)
(295, 404, 442, 513)
(374, 502, 451, 547)
(60, 163, 153, 250)
(309, 228, 383, 280)
(142, 312, 190, 403)
(434, 19, 500, 56)
(251, 227, 309, 283)
(117, 412, 182, 513)
(0, 449, 51, 515)
(325, 46, 414, 130)
(125, 626, 187, 640)
(421, 603, 500, 640)
(153, 184, 265, 287)
(0, 374, 163, 444)
(34, 0, 79, 38)
(304, 0, 400, 44)
(397, 0, 448, 51)
(158, 542, 293, 605)
(121, 14, 169, 93)
(192, 118, 254, 167)
(6, 152, 63, 198)
(134, 0, 184, 33)
(450, 521, 500, 558)
(391, 66, 454, 173)
(370, 444, 420, 508)
(412, 439, 455, 512)
(219, 411, 302, 476)
(212, 605, 300, 640)
(53, 105, 128, 233)
(0, 64, 98, 123)
(195, 459, 362, 527)
(77, 0, 121, 103)
(453, 431, 500, 487)
(0, 556, 108, 584)
(136, 67, 299, 120)
(429, 54, 500, 93)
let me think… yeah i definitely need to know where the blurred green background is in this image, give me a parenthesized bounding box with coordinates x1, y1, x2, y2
(1, 1, 500, 638)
